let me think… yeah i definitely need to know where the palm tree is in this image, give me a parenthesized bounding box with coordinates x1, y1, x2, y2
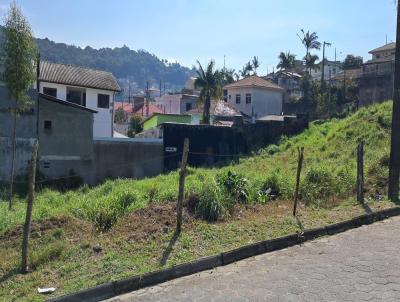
(304, 53, 319, 73)
(252, 56, 260, 75)
(298, 29, 321, 74)
(277, 52, 296, 70)
(194, 60, 221, 124)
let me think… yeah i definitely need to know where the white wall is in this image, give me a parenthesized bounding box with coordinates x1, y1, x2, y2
(40, 82, 114, 137)
(226, 87, 283, 118)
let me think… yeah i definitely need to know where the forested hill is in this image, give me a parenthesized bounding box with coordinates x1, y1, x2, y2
(0, 26, 195, 90)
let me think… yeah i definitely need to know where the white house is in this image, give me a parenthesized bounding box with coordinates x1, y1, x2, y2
(310, 60, 342, 82)
(223, 75, 284, 120)
(38, 60, 120, 137)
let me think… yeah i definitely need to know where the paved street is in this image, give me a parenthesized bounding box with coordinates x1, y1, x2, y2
(106, 216, 400, 302)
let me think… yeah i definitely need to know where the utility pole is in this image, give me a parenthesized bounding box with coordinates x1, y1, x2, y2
(388, 3, 400, 201)
(321, 41, 331, 87)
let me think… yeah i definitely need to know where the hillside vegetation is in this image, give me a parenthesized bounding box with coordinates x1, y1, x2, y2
(0, 101, 396, 301)
(0, 26, 195, 90)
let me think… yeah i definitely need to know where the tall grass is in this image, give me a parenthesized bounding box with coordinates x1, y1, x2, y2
(0, 101, 392, 233)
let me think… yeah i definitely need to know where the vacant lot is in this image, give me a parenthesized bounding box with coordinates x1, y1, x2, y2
(0, 101, 396, 301)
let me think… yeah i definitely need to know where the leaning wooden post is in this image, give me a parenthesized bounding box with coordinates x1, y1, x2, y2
(293, 147, 304, 216)
(357, 142, 364, 203)
(21, 140, 38, 274)
(176, 138, 189, 234)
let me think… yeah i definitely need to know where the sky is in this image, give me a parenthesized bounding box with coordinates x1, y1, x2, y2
(0, 0, 397, 75)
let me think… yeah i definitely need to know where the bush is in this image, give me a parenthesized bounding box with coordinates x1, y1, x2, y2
(186, 192, 199, 213)
(217, 171, 249, 203)
(302, 166, 335, 206)
(195, 182, 228, 222)
(86, 190, 137, 232)
(264, 144, 280, 155)
(260, 173, 281, 200)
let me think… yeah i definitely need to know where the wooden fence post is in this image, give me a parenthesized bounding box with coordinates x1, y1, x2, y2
(293, 147, 304, 217)
(357, 142, 364, 203)
(21, 140, 38, 274)
(176, 138, 189, 234)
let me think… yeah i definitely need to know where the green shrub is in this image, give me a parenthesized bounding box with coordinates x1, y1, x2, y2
(302, 166, 335, 205)
(195, 182, 228, 222)
(86, 190, 137, 231)
(264, 144, 280, 155)
(217, 171, 249, 203)
(260, 173, 281, 199)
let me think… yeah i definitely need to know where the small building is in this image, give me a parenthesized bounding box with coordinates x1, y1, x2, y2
(223, 75, 284, 121)
(38, 60, 121, 137)
(358, 42, 395, 106)
(265, 70, 302, 103)
(154, 93, 199, 114)
(310, 60, 343, 82)
(142, 113, 191, 131)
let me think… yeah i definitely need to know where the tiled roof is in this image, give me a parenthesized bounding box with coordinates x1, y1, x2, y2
(114, 102, 134, 113)
(369, 42, 396, 54)
(132, 103, 164, 117)
(223, 75, 284, 91)
(39, 93, 98, 113)
(39, 60, 120, 91)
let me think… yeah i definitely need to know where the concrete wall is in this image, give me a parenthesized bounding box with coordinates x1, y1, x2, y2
(90, 138, 163, 184)
(39, 82, 115, 137)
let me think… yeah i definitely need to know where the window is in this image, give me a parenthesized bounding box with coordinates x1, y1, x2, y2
(223, 90, 228, 102)
(44, 120, 52, 130)
(245, 93, 252, 104)
(67, 87, 86, 106)
(185, 103, 192, 111)
(43, 87, 57, 98)
(235, 94, 241, 104)
(98, 94, 110, 108)
(229, 95, 231, 100)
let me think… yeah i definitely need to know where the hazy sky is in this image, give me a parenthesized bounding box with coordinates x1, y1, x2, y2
(0, 0, 397, 74)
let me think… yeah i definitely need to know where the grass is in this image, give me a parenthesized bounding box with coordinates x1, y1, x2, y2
(0, 101, 397, 301)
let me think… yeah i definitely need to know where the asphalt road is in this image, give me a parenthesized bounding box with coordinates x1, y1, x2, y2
(105, 216, 400, 302)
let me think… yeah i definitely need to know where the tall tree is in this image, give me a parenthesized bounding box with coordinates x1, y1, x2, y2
(194, 60, 221, 124)
(298, 29, 321, 74)
(342, 54, 363, 70)
(388, 3, 400, 202)
(277, 52, 296, 70)
(4, 2, 37, 209)
(252, 56, 260, 75)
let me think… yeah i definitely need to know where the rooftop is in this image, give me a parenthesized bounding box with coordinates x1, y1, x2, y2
(369, 42, 396, 54)
(223, 75, 283, 91)
(39, 60, 121, 92)
(39, 93, 98, 113)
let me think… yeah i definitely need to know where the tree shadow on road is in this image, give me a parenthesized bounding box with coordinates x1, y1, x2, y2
(159, 230, 180, 266)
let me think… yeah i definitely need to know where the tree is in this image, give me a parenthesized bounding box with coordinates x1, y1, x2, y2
(304, 53, 319, 73)
(4, 2, 37, 209)
(220, 68, 235, 85)
(342, 54, 363, 70)
(277, 52, 296, 70)
(114, 107, 127, 123)
(252, 56, 260, 75)
(388, 2, 400, 202)
(298, 29, 321, 74)
(194, 60, 221, 124)
(127, 115, 143, 137)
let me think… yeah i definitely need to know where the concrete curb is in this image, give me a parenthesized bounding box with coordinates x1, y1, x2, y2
(47, 206, 400, 302)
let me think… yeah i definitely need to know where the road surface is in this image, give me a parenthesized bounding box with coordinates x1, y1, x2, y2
(105, 216, 400, 301)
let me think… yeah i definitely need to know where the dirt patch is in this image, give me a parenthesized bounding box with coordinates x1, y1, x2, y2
(112, 202, 194, 243)
(0, 215, 92, 241)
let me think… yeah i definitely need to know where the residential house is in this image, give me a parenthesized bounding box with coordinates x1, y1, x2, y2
(154, 93, 199, 114)
(265, 70, 302, 103)
(38, 60, 121, 137)
(223, 75, 284, 121)
(358, 42, 395, 106)
(310, 60, 343, 82)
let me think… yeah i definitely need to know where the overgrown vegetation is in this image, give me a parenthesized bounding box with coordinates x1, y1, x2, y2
(0, 101, 396, 301)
